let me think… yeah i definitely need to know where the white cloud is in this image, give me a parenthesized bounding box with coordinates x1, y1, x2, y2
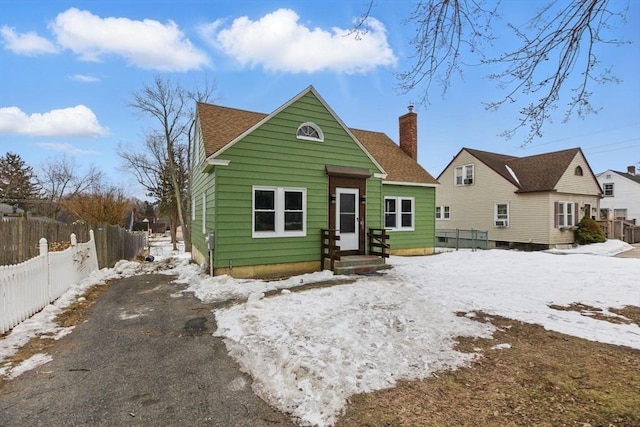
(69, 74, 100, 83)
(0, 26, 58, 55)
(49, 8, 209, 71)
(201, 9, 397, 74)
(35, 142, 99, 156)
(0, 105, 109, 137)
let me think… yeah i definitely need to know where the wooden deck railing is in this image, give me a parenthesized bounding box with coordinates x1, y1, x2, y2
(368, 228, 390, 259)
(321, 229, 341, 271)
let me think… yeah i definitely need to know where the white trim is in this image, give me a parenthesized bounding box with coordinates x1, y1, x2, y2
(252, 186, 307, 238)
(494, 203, 509, 227)
(556, 200, 575, 228)
(201, 158, 230, 173)
(296, 122, 324, 142)
(383, 180, 438, 187)
(435, 205, 450, 220)
(336, 187, 360, 251)
(191, 196, 196, 221)
(202, 192, 206, 234)
(373, 173, 387, 179)
(384, 196, 415, 231)
(454, 164, 474, 186)
(204, 86, 387, 177)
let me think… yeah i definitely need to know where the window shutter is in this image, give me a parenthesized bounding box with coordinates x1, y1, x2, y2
(574, 203, 579, 226)
(554, 202, 559, 228)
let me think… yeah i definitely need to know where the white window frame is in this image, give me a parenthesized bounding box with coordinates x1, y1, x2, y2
(557, 201, 575, 228)
(494, 203, 509, 227)
(603, 183, 614, 197)
(454, 164, 474, 186)
(384, 197, 415, 231)
(614, 208, 627, 220)
(192, 196, 196, 221)
(202, 192, 206, 234)
(435, 205, 450, 220)
(296, 122, 324, 142)
(252, 186, 307, 238)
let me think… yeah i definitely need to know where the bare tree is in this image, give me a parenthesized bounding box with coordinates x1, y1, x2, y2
(119, 133, 168, 203)
(38, 155, 103, 220)
(119, 132, 187, 250)
(360, 0, 629, 145)
(127, 75, 216, 251)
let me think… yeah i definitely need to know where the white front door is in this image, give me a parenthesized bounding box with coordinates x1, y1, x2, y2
(336, 187, 359, 251)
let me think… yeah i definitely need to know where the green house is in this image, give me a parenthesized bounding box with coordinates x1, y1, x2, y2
(190, 86, 438, 278)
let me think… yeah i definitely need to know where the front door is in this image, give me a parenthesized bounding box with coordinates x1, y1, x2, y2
(336, 187, 359, 251)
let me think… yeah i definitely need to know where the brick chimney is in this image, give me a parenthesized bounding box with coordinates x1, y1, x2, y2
(628, 165, 636, 176)
(399, 105, 417, 160)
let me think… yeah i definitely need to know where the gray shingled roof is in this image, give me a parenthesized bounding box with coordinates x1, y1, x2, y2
(611, 170, 640, 184)
(196, 102, 438, 185)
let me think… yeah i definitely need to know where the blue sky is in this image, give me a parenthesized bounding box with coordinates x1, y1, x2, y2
(1, 1, 638, 200)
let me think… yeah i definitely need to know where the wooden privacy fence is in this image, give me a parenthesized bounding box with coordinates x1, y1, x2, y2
(0, 231, 99, 334)
(0, 218, 90, 266)
(596, 220, 640, 244)
(93, 223, 147, 269)
(0, 219, 147, 269)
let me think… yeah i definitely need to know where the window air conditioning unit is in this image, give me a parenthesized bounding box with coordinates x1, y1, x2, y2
(463, 178, 473, 185)
(495, 220, 508, 227)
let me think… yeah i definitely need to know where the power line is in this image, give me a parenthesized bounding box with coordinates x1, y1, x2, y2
(586, 144, 640, 155)
(527, 123, 640, 147)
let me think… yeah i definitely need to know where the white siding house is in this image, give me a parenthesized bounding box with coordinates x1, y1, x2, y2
(596, 166, 640, 223)
(436, 147, 602, 249)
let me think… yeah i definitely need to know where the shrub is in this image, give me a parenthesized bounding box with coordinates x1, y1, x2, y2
(574, 216, 606, 245)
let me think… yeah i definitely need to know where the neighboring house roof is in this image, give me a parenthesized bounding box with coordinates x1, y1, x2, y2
(605, 170, 640, 184)
(0, 202, 24, 214)
(196, 88, 438, 186)
(442, 147, 598, 193)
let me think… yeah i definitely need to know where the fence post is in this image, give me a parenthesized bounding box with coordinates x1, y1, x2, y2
(18, 217, 25, 263)
(39, 237, 51, 302)
(471, 229, 475, 252)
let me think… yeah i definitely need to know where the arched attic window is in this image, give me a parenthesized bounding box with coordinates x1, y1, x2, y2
(296, 122, 324, 142)
(574, 166, 583, 176)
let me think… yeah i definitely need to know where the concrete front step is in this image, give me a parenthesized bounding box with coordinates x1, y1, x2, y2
(330, 255, 391, 275)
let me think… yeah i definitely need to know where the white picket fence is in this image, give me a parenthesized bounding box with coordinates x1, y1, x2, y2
(0, 230, 99, 334)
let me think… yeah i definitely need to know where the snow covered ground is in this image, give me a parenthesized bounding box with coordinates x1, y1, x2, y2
(1, 238, 639, 427)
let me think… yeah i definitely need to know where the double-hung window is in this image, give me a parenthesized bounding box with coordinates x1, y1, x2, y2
(455, 164, 474, 186)
(603, 183, 614, 197)
(556, 201, 576, 228)
(435, 206, 450, 220)
(385, 197, 414, 230)
(494, 203, 509, 227)
(253, 186, 306, 237)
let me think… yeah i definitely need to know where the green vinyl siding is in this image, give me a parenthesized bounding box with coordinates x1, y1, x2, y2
(210, 92, 382, 268)
(189, 126, 209, 255)
(382, 184, 436, 249)
(366, 178, 383, 231)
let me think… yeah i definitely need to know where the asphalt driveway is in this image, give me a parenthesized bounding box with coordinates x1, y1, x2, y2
(0, 273, 294, 427)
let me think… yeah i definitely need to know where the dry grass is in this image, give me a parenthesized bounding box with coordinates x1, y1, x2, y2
(336, 307, 640, 427)
(0, 281, 113, 388)
(3, 279, 639, 426)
